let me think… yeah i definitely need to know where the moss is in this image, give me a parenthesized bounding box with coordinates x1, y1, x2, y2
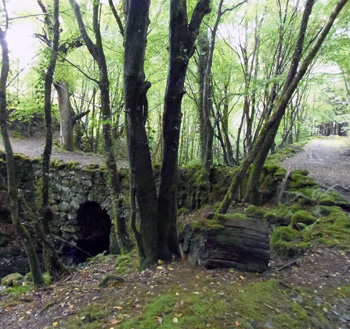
(66, 160, 80, 170)
(246, 205, 264, 217)
(216, 212, 247, 221)
(263, 204, 293, 227)
(291, 210, 317, 229)
(98, 274, 124, 287)
(51, 159, 66, 169)
(275, 166, 288, 178)
(271, 226, 310, 257)
(1, 273, 24, 287)
(318, 193, 337, 206)
(177, 207, 189, 216)
(83, 163, 101, 171)
(115, 252, 139, 275)
(289, 173, 317, 189)
(263, 162, 281, 174)
(192, 219, 225, 232)
(291, 169, 309, 176)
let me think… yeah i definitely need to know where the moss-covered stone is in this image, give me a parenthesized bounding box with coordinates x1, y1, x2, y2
(289, 173, 317, 189)
(291, 210, 317, 229)
(271, 227, 311, 257)
(1, 273, 24, 287)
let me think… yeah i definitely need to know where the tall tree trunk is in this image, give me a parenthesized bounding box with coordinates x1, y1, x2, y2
(158, 0, 211, 260)
(41, 0, 67, 279)
(124, 0, 159, 268)
(0, 17, 43, 286)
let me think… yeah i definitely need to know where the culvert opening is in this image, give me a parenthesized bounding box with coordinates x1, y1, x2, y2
(63, 201, 112, 264)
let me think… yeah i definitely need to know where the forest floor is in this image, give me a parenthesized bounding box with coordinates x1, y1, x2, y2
(283, 136, 350, 200)
(1, 136, 350, 328)
(0, 246, 350, 329)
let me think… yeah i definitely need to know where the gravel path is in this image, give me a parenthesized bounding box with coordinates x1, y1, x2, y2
(0, 136, 127, 168)
(282, 137, 350, 199)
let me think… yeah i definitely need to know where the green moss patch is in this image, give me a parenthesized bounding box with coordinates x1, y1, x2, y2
(291, 210, 317, 230)
(246, 205, 265, 217)
(271, 227, 311, 257)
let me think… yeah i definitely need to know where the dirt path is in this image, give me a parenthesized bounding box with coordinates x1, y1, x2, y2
(283, 137, 350, 199)
(0, 136, 128, 168)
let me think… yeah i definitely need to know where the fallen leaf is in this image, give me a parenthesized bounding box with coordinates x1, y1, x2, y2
(53, 322, 58, 327)
(114, 306, 123, 310)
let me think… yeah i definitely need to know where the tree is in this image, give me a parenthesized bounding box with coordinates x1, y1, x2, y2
(0, 0, 43, 286)
(69, 0, 130, 252)
(124, 0, 211, 266)
(218, 0, 348, 212)
(40, 0, 67, 279)
(158, 0, 211, 260)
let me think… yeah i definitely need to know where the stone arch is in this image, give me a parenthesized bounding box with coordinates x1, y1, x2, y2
(62, 201, 112, 263)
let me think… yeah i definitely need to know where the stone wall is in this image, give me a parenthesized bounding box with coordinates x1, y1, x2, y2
(0, 152, 233, 261)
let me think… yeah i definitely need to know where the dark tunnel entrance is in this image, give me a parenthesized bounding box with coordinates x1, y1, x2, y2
(63, 201, 112, 264)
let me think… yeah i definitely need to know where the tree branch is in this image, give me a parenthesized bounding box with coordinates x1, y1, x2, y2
(108, 0, 124, 38)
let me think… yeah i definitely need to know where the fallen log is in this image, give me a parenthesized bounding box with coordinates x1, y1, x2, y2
(182, 215, 270, 273)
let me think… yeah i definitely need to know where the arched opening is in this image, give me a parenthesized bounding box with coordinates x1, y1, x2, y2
(63, 201, 112, 263)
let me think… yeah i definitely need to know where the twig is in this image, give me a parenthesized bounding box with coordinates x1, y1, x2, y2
(276, 259, 299, 271)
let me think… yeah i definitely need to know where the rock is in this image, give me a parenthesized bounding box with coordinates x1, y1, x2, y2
(1, 272, 24, 287)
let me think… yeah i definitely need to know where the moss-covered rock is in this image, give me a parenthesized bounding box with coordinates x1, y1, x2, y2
(1, 273, 24, 287)
(271, 227, 311, 257)
(291, 210, 317, 229)
(289, 173, 317, 189)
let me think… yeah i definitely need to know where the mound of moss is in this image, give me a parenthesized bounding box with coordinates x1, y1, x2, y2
(291, 210, 317, 230)
(271, 227, 311, 257)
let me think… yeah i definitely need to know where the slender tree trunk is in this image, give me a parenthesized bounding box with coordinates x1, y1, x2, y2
(0, 22, 43, 286)
(41, 0, 67, 279)
(158, 0, 210, 260)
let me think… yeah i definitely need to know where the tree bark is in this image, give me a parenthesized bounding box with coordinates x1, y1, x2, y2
(55, 81, 75, 151)
(0, 17, 43, 286)
(158, 0, 211, 260)
(124, 0, 159, 268)
(41, 0, 67, 279)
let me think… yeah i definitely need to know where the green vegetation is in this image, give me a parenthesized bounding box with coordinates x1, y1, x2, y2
(60, 278, 331, 329)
